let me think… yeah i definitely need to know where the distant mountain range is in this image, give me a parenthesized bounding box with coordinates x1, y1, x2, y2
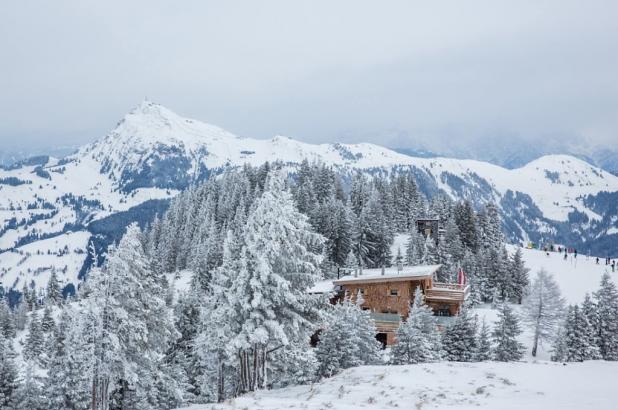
(1, 101, 617, 298)
(394, 142, 618, 176)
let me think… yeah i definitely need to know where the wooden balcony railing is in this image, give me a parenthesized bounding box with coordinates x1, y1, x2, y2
(425, 283, 470, 302)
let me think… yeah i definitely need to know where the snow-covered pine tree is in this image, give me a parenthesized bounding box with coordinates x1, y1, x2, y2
(480, 202, 503, 249)
(0, 332, 19, 408)
(395, 246, 404, 267)
(314, 197, 353, 271)
(45, 306, 91, 410)
(492, 301, 525, 361)
(0, 300, 16, 339)
(23, 309, 44, 363)
(13, 295, 28, 331)
(405, 230, 425, 266)
(344, 250, 358, 272)
(10, 360, 47, 410)
(523, 269, 565, 357)
(315, 299, 381, 378)
(509, 248, 529, 304)
(442, 308, 478, 362)
(422, 235, 439, 265)
(46, 270, 62, 305)
(581, 293, 601, 353)
(268, 341, 319, 388)
(550, 318, 568, 362)
(443, 216, 465, 266)
(391, 287, 441, 364)
(454, 200, 479, 252)
(353, 204, 377, 269)
(366, 189, 393, 268)
(593, 272, 618, 360)
(226, 171, 325, 392)
(562, 304, 601, 362)
(85, 223, 180, 409)
(41, 304, 55, 334)
(461, 250, 482, 305)
(476, 318, 492, 361)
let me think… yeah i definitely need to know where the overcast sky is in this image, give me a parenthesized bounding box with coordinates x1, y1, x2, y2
(1, 0, 617, 153)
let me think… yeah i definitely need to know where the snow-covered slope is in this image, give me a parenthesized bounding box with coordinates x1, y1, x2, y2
(1, 101, 617, 297)
(181, 361, 618, 410)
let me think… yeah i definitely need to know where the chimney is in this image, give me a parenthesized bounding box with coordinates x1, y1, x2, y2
(381, 265, 385, 276)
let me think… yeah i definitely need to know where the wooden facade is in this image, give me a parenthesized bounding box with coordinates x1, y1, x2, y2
(332, 265, 469, 346)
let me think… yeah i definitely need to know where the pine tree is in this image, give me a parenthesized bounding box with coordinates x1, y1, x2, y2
(315, 300, 382, 378)
(394, 246, 404, 267)
(562, 304, 601, 362)
(551, 321, 568, 362)
(24, 310, 44, 363)
(41, 305, 55, 334)
(0, 332, 19, 408)
(45, 307, 91, 410)
(269, 341, 318, 388)
(523, 269, 565, 357)
(405, 230, 425, 265)
(442, 309, 478, 362)
(480, 202, 503, 249)
(391, 287, 441, 364)
(10, 361, 47, 410)
(344, 250, 358, 271)
(454, 201, 479, 252)
(581, 293, 600, 352)
(492, 301, 525, 361)
(422, 235, 439, 265)
(476, 318, 492, 361)
(226, 171, 325, 392)
(509, 248, 529, 304)
(46, 270, 62, 305)
(593, 272, 618, 360)
(85, 223, 180, 408)
(0, 300, 16, 339)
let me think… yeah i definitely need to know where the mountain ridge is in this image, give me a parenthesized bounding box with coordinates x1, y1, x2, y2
(1, 101, 616, 297)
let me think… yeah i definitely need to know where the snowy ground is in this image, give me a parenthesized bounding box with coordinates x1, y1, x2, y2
(182, 361, 618, 410)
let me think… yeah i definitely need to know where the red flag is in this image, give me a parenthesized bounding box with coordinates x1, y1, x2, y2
(457, 268, 466, 287)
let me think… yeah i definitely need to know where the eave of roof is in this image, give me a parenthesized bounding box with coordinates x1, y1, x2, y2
(334, 264, 441, 286)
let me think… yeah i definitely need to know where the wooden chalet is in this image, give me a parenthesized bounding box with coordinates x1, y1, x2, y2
(331, 264, 469, 346)
(416, 218, 441, 242)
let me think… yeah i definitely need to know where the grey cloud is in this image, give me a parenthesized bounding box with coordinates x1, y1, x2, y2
(0, 0, 616, 153)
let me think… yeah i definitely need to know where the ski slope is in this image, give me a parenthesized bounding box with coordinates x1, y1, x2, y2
(181, 361, 618, 410)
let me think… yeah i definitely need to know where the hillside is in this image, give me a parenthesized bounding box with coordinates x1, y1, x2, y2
(181, 361, 617, 410)
(1, 101, 617, 297)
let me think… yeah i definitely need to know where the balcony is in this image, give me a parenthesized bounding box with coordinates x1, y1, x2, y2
(425, 282, 470, 302)
(369, 312, 401, 332)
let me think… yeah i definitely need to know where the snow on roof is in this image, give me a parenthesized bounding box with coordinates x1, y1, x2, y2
(334, 264, 441, 285)
(307, 279, 336, 294)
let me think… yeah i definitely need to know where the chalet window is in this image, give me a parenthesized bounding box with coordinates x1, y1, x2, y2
(389, 289, 399, 296)
(359, 288, 365, 295)
(362, 307, 370, 311)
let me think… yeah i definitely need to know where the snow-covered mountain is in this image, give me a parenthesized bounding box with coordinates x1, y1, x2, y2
(1, 101, 617, 299)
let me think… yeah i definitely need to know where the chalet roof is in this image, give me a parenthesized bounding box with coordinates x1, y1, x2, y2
(307, 279, 336, 294)
(334, 264, 441, 286)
